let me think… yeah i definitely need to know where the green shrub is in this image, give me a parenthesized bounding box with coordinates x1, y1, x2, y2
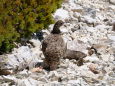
(0, 0, 63, 54)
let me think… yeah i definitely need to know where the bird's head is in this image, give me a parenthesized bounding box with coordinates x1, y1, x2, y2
(51, 20, 64, 34)
(55, 20, 64, 27)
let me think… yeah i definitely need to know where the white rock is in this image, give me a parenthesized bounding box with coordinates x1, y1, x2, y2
(68, 78, 88, 86)
(1, 75, 17, 83)
(73, 12, 81, 18)
(17, 78, 39, 86)
(69, 0, 77, 9)
(53, 8, 69, 20)
(67, 68, 76, 74)
(47, 71, 59, 79)
(101, 54, 113, 62)
(29, 39, 41, 47)
(108, 5, 115, 10)
(50, 81, 60, 85)
(15, 46, 32, 59)
(42, 29, 50, 37)
(67, 40, 88, 53)
(84, 56, 100, 62)
(83, 16, 96, 24)
(68, 80, 80, 85)
(109, 0, 115, 5)
(71, 6, 83, 13)
(60, 27, 69, 33)
(108, 34, 115, 41)
(47, 24, 54, 32)
(19, 69, 30, 75)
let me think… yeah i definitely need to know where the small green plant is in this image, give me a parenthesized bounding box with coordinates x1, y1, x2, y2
(0, 0, 63, 54)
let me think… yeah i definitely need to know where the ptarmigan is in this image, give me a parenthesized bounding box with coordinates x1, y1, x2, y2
(42, 20, 66, 71)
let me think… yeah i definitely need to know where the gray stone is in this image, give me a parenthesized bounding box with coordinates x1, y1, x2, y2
(109, 0, 115, 5)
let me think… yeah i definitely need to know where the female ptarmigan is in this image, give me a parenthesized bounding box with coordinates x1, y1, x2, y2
(63, 49, 87, 66)
(42, 20, 66, 71)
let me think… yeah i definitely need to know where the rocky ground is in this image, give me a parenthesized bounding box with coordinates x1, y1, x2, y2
(0, 0, 115, 86)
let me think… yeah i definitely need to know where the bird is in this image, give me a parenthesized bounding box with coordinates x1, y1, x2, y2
(63, 49, 87, 66)
(41, 20, 66, 71)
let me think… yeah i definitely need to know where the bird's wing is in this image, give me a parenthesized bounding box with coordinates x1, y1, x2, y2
(41, 35, 51, 53)
(41, 40, 48, 53)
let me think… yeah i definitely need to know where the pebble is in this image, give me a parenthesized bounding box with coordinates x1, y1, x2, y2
(109, 0, 115, 5)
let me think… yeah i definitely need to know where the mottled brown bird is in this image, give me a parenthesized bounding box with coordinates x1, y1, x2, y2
(42, 20, 66, 71)
(63, 49, 87, 66)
